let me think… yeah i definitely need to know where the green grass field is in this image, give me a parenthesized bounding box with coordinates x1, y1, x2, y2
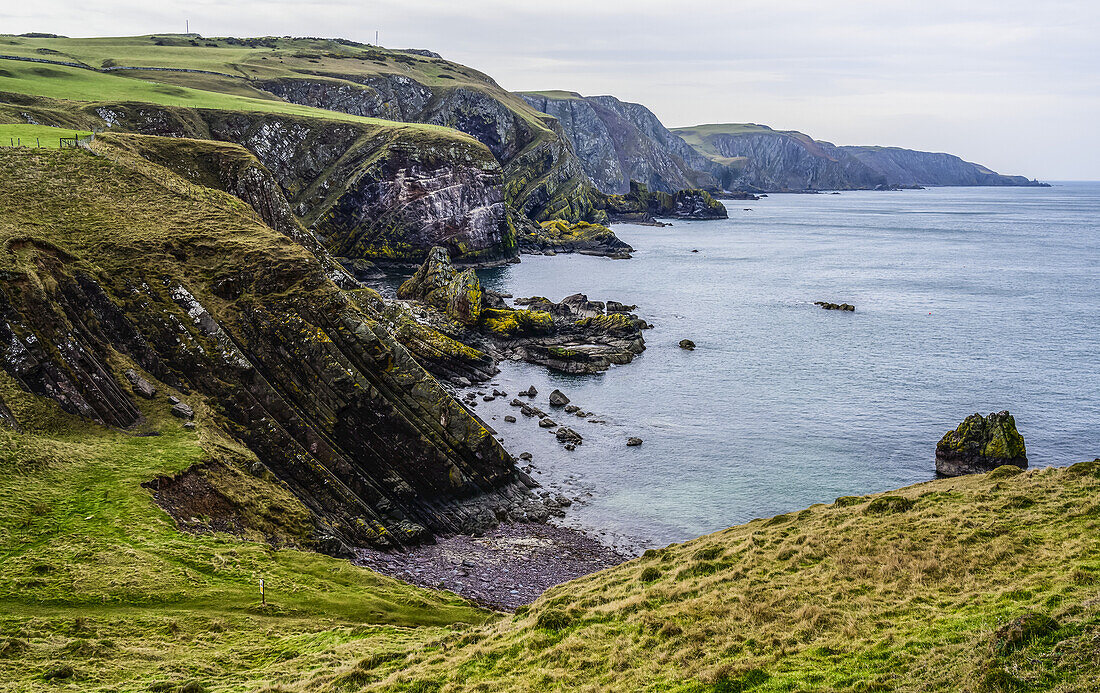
(0, 59, 479, 143)
(0, 123, 89, 147)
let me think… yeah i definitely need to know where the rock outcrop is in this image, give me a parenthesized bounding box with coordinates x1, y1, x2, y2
(520, 219, 634, 258)
(396, 251, 648, 375)
(397, 247, 484, 325)
(600, 181, 727, 222)
(935, 411, 1028, 477)
(0, 143, 540, 550)
(519, 91, 716, 195)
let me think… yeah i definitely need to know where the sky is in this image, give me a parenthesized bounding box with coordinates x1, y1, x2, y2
(4, 1, 1099, 179)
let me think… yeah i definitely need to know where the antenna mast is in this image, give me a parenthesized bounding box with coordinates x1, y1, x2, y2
(186, 20, 189, 34)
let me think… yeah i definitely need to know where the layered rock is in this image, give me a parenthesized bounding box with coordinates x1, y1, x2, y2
(259, 75, 608, 226)
(935, 411, 1028, 476)
(0, 144, 538, 549)
(519, 91, 716, 194)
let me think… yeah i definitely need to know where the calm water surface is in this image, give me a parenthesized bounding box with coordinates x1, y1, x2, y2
(416, 184, 1100, 547)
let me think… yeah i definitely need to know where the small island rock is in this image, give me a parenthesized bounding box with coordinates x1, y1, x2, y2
(549, 389, 570, 407)
(679, 339, 696, 350)
(936, 410, 1027, 477)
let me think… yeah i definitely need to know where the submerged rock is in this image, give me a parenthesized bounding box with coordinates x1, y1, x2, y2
(936, 411, 1028, 476)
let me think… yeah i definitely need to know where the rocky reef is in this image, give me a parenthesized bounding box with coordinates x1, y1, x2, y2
(0, 142, 549, 550)
(396, 249, 648, 376)
(600, 180, 727, 222)
(936, 411, 1028, 476)
(520, 219, 633, 258)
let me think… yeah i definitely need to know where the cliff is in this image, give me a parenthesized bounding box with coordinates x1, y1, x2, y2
(518, 91, 716, 194)
(0, 91, 517, 265)
(844, 145, 1048, 187)
(0, 141, 538, 550)
(674, 123, 1047, 191)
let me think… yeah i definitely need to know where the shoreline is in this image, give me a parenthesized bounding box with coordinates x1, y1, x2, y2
(354, 522, 628, 611)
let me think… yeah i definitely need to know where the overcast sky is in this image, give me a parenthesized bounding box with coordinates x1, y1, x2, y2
(6, 1, 1099, 179)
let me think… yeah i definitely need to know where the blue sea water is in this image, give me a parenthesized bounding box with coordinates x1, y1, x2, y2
(430, 184, 1100, 548)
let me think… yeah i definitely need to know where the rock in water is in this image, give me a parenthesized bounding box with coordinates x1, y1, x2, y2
(814, 301, 855, 312)
(679, 339, 696, 350)
(397, 247, 483, 325)
(627, 437, 643, 446)
(549, 389, 570, 407)
(936, 411, 1027, 476)
(556, 427, 583, 446)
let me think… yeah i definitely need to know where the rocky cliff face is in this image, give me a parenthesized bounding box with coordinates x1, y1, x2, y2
(2, 94, 516, 265)
(673, 124, 1047, 191)
(259, 76, 607, 226)
(0, 142, 538, 550)
(518, 92, 716, 195)
(684, 128, 886, 191)
(843, 146, 1047, 187)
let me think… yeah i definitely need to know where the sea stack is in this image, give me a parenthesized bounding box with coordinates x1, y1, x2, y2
(935, 411, 1028, 477)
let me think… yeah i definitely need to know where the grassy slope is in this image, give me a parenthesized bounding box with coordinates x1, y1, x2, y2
(0, 147, 491, 691)
(287, 464, 1099, 693)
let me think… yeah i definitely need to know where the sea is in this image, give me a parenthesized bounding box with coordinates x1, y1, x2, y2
(396, 183, 1100, 549)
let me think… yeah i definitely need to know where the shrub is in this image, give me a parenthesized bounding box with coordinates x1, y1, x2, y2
(640, 566, 661, 582)
(988, 465, 1024, 479)
(534, 607, 572, 631)
(864, 496, 915, 515)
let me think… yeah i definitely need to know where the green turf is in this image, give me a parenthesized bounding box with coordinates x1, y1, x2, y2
(0, 123, 89, 148)
(0, 59, 477, 140)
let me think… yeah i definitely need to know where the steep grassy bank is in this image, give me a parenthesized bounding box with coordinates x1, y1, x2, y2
(294, 463, 1100, 692)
